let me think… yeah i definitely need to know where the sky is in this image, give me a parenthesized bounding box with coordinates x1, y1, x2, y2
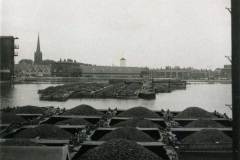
(1, 0, 231, 69)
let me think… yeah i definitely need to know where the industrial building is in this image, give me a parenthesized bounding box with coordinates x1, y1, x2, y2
(51, 60, 149, 78)
(80, 65, 148, 78)
(151, 67, 216, 80)
(0, 36, 19, 81)
(51, 60, 82, 77)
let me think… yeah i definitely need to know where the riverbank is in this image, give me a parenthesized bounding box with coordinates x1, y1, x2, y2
(13, 76, 231, 84)
(187, 79, 231, 84)
(14, 76, 141, 84)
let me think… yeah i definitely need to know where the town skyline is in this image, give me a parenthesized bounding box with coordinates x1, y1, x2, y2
(2, 0, 231, 69)
(16, 34, 231, 70)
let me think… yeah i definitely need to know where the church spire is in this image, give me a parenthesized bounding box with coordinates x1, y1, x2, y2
(36, 33, 40, 52)
(34, 33, 43, 64)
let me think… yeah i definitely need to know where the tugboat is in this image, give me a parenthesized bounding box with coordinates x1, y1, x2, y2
(138, 81, 156, 99)
(138, 89, 156, 99)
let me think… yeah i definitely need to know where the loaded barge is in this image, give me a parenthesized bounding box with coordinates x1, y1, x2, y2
(38, 79, 186, 101)
(0, 105, 232, 160)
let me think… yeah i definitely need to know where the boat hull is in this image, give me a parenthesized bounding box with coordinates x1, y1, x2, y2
(138, 92, 156, 99)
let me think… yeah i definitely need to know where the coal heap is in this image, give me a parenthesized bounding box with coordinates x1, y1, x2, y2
(0, 112, 26, 124)
(78, 139, 163, 160)
(13, 105, 47, 114)
(100, 127, 155, 142)
(14, 124, 72, 139)
(0, 139, 42, 146)
(117, 107, 160, 118)
(62, 104, 103, 116)
(185, 119, 224, 128)
(56, 118, 92, 125)
(175, 107, 216, 119)
(181, 129, 232, 145)
(114, 118, 159, 128)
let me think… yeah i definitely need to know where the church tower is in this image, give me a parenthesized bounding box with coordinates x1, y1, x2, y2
(34, 34, 43, 64)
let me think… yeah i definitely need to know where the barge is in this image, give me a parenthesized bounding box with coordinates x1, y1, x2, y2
(138, 90, 156, 99)
(138, 81, 156, 99)
(0, 105, 232, 160)
(37, 80, 186, 101)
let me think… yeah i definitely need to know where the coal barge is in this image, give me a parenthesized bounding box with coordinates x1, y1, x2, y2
(38, 79, 186, 101)
(0, 105, 232, 160)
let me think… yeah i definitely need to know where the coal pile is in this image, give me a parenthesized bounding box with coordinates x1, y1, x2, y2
(117, 107, 160, 118)
(100, 127, 155, 142)
(78, 139, 163, 160)
(62, 104, 103, 116)
(12, 105, 47, 114)
(175, 107, 216, 119)
(56, 118, 92, 125)
(14, 124, 72, 139)
(0, 139, 42, 146)
(113, 118, 159, 128)
(181, 129, 232, 145)
(185, 119, 224, 128)
(0, 112, 26, 124)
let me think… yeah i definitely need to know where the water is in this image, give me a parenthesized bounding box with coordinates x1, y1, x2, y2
(0, 83, 232, 116)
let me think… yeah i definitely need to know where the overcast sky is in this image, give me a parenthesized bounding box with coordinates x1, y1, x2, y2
(1, 0, 231, 69)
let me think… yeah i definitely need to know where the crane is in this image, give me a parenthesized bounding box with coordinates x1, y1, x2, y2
(225, 104, 232, 111)
(225, 7, 231, 14)
(224, 8, 232, 64)
(225, 55, 232, 63)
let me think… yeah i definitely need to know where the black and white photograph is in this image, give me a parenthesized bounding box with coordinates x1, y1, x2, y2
(0, 0, 239, 160)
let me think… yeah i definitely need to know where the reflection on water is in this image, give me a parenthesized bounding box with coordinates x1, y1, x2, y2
(0, 83, 232, 116)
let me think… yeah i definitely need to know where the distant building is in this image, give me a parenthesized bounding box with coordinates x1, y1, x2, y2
(19, 59, 33, 65)
(120, 57, 126, 67)
(150, 67, 213, 80)
(80, 65, 148, 78)
(34, 34, 43, 64)
(51, 59, 148, 78)
(15, 63, 51, 77)
(51, 60, 82, 77)
(41, 59, 55, 65)
(16, 34, 57, 77)
(221, 65, 231, 80)
(151, 67, 189, 80)
(0, 36, 18, 81)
